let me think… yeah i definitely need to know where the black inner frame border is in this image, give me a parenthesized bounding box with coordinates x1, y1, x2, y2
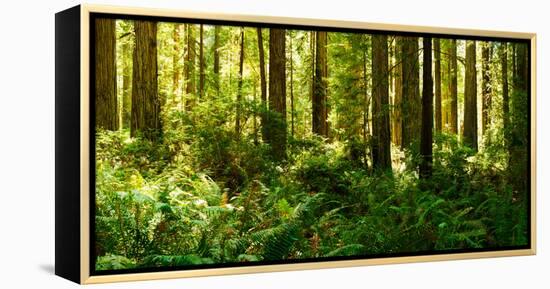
(89, 11, 532, 277)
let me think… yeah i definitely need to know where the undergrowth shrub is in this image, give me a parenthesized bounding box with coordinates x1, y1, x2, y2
(95, 130, 528, 270)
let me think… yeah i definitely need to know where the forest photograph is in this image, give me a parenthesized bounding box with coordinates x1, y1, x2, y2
(92, 16, 531, 272)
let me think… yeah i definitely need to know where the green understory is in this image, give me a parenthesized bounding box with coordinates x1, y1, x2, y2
(95, 126, 528, 271)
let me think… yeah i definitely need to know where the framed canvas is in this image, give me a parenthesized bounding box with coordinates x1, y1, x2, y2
(55, 4, 536, 284)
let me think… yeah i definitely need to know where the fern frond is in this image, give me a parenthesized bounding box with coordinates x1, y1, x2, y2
(325, 244, 366, 257)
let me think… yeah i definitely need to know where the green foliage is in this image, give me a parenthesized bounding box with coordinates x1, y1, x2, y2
(96, 255, 136, 270)
(142, 255, 214, 267)
(326, 244, 367, 257)
(95, 21, 530, 271)
(96, 125, 528, 271)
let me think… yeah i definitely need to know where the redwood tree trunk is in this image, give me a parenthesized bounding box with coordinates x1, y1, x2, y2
(268, 28, 287, 160)
(501, 43, 510, 152)
(172, 24, 181, 97)
(510, 43, 529, 196)
(392, 37, 403, 147)
(95, 18, 118, 130)
(131, 20, 161, 141)
(199, 24, 205, 99)
(213, 26, 221, 96)
(289, 32, 295, 137)
(434, 38, 442, 133)
(185, 24, 196, 110)
(449, 39, 458, 134)
(463, 40, 477, 151)
(481, 42, 492, 136)
(236, 28, 245, 136)
(371, 35, 391, 170)
(257, 28, 268, 143)
(420, 37, 433, 178)
(401, 37, 420, 149)
(312, 31, 328, 137)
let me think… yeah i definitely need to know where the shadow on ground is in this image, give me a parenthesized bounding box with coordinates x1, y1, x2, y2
(38, 264, 54, 275)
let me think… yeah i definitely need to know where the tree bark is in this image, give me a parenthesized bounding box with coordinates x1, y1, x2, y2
(95, 18, 118, 130)
(289, 32, 295, 137)
(515, 43, 528, 92)
(268, 28, 287, 160)
(172, 24, 181, 97)
(253, 76, 258, 144)
(362, 40, 370, 168)
(481, 42, 492, 136)
(310, 31, 316, 102)
(401, 37, 420, 149)
(501, 43, 510, 152)
(420, 37, 433, 178)
(199, 24, 205, 99)
(213, 26, 221, 97)
(257, 28, 268, 143)
(131, 20, 161, 141)
(236, 28, 245, 137)
(512, 45, 517, 89)
(441, 39, 449, 131)
(185, 24, 196, 110)
(312, 31, 328, 137)
(463, 40, 477, 151)
(510, 43, 529, 195)
(449, 39, 458, 134)
(434, 38, 442, 133)
(392, 37, 403, 147)
(371, 35, 391, 170)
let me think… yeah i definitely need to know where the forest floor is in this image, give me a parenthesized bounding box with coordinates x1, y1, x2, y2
(94, 128, 528, 271)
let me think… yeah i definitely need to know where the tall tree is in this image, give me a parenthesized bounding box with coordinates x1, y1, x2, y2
(481, 42, 492, 135)
(213, 26, 221, 96)
(172, 24, 181, 97)
(95, 18, 118, 130)
(312, 31, 328, 137)
(257, 28, 268, 143)
(441, 39, 449, 131)
(371, 35, 391, 170)
(463, 40, 477, 151)
(401, 37, 420, 149)
(514, 43, 529, 92)
(289, 31, 295, 137)
(253, 76, 259, 145)
(449, 39, 458, 134)
(310, 31, 316, 103)
(434, 38, 442, 133)
(185, 24, 196, 110)
(362, 38, 371, 167)
(179, 24, 187, 111)
(512, 44, 517, 88)
(268, 28, 287, 160)
(131, 20, 161, 141)
(420, 38, 433, 178)
(392, 37, 403, 146)
(501, 43, 510, 152)
(199, 24, 205, 99)
(236, 28, 245, 136)
(510, 42, 529, 195)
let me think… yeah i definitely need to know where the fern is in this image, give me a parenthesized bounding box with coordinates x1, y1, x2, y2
(141, 254, 214, 267)
(250, 223, 299, 261)
(325, 244, 367, 257)
(96, 255, 136, 270)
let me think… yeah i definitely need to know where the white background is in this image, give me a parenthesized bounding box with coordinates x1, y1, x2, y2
(0, 0, 546, 288)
